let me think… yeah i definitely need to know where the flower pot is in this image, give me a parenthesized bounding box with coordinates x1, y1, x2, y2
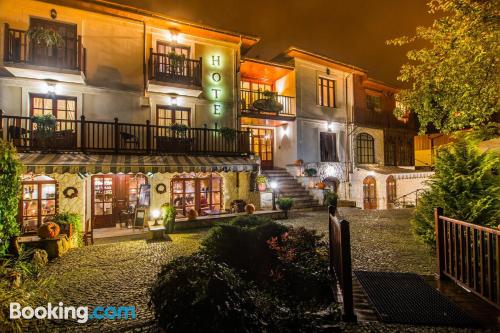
(258, 183, 267, 192)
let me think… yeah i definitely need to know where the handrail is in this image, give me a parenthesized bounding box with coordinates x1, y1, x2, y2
(149, 48, 202, 87)
(0, 111, 251, 156)
(393, 188, 425, 207)
(240, 89, 295, 116)
(328, 205, 356, 321)
(435, 207, 500, 309)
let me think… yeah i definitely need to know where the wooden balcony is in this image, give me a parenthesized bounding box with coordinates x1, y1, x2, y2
(240, 89, 295, 120)
(353, 106, 417, 130)
(0, 111, 251, 156)
(148, 49, 202, 88)
(3, 23, 86, 74)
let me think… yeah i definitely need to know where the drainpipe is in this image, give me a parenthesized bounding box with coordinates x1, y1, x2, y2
(344, 71, 353, 200)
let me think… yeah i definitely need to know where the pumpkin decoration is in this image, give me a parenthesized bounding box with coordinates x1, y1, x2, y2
(38, 222, 60, 239)
(245, 203, 256, 214)
(187, 208, 198, 221)
(316, 182, 326, 190)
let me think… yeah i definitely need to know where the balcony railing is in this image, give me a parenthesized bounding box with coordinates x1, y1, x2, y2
(240, 89, 295, 117)
(0, 111, 250, 156)
(354, 106, 417, 130)
(3, 23, 86, 73)
(148, 49, 202, 87)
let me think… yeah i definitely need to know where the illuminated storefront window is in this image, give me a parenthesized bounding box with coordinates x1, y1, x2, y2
(171, 173, 222, 217)
(20, 175, 58, 233)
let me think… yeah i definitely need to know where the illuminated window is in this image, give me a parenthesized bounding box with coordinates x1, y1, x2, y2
(171, 173, 223, 217)
(356, 133, 375, 164)
(317, 77, 335, 107)
(366, 94, 382, 112)
(156, 105, 191, 127)
(157, 41, 190, 57)
(30, 94, 77, 131)
(19, 175, 58, 234)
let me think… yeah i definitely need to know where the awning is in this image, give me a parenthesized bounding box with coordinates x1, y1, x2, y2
(19, 153, 259, 174)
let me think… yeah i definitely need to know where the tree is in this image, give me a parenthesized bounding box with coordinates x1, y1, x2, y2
(388, 0, 499, 133)
(0, 140, 22, 255)
(412, 134, 500, 246)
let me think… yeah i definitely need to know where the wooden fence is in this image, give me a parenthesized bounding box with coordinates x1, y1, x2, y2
(328, 205, 356, 321)
(435, 207, 500, 309)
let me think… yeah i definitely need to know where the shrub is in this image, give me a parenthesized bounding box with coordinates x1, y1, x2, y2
(412, 136, 500, 247)
(230, 215, 270, 228)
(54, 212, 82, 246)
(304, 168, 317, 177)
(149, 254, 262, 333)
(255, 175, 267, 185)
(0, 140, 22, 255)
(277, 197, 294, 218)
(323, 191, 338, 208)
(161, 203, 176, 233)
(201, 221, 288, 280)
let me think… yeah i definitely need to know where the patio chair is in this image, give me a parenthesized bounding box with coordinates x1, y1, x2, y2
(83, 217, 94, 246)
(120, 132, 139, 149)
(7, 125, 28, 146)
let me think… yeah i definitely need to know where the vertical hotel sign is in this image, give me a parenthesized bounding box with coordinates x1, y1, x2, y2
(210, 55, 222, 115)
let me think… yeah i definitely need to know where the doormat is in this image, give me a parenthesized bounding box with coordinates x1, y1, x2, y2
(354, 271, 477, 327)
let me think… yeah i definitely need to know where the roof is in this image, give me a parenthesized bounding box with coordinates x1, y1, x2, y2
(42, 0, 260, 50)
(273, 46, 367, 75)
(357, 165, 434, 179)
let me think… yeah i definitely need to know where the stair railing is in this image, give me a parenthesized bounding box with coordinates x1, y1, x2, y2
(393, 188, 425, 208)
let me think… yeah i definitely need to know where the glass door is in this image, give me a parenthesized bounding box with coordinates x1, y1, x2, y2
(92, 175, 114, 228)
(249, 127, 274, 169)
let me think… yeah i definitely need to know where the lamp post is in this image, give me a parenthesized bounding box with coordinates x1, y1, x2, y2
(151, 209, 161, 226)
(270, 181, 278, 211)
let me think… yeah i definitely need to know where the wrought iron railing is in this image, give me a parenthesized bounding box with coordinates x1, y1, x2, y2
(240, 89, 295, 117)
(148, 49, 202, 87)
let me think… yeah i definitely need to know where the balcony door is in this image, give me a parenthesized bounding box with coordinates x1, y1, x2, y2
(363, 176, 377, 210)
(249, 127, 274, 169)
(29, 18, 77, 69)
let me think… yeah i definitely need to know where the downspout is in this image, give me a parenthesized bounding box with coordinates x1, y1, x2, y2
(344, 71, 354, 200)
(235, 36, 242, 130)
(143, 21, 147, 95)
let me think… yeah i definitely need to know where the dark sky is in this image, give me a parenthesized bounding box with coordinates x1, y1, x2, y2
(115, 0, 435, 86)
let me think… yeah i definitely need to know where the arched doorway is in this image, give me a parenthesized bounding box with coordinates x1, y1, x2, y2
(363, 176, 377, 209)
(386, 175, 396, 209)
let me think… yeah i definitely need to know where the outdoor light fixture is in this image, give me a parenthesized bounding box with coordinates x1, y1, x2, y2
(270, 181, 278, 211)
(327, 122, 335, 132)
(151, 209, 161, 226)
(169, 96, 178, 106)
(45, 82, 57, 95)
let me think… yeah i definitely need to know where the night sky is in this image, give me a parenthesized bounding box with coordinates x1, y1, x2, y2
(115, 0, 435, 86)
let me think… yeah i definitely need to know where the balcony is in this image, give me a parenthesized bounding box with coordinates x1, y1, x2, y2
(240, 89, 295, 120)
(3, 24, 86, 84)
(148, 49, 202, 96)
(0, 111, 251, 156)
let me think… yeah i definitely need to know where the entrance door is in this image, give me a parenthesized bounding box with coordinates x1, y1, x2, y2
(249, 128, 274, 169)
(386, 176, 396, 209)
(363, 176, 377, 209)
(92, 175, 115, 228)
(91, 174, 147, 229)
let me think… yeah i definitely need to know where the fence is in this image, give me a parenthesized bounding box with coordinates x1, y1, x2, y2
(435, 207, 500, 309)
(328, 205, 356, 320)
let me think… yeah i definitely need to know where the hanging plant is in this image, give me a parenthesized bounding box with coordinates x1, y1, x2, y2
(252, 90, 283, 113)
(27, 26, 64, 47)
(219, 127, 236, 141)
(170, 123, 189, 137)
(167, 52, 186, 69)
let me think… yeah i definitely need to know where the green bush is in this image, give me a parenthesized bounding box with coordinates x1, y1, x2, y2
(0, 140, 22, 255)
(412, 136, 500, 247)
(161, 203, 176, 233)
(201, 221, 287, 280)
(149, 254, 262, 333)
(53, 212, 82, 247)
(229, 215, 270, 228)
(323, 191, 338, 207)
(277, 197, 294, 218)
(304, 168, 317, 177)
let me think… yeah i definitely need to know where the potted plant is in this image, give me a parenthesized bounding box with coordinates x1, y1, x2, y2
(304, 168, 318, 177)
(256, 175, 267, 192)
(54, 212, 81, 239)
(27, 26, 64, 48)
(276, 197, 294, 219)
(170, 123, 189, 137)
(252, 90, 283, 113)
(161, 203, 177, 233)
(323, 191, 338, 212)
(219, 127, 237, 141)
(167, 52, 186, 73)
(32, 114, 56, 149)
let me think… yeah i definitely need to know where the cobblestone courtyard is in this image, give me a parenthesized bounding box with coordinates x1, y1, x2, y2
(36, 208, 456, 332)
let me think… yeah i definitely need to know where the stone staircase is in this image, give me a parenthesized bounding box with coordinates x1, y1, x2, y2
(262, 168, 321, 209)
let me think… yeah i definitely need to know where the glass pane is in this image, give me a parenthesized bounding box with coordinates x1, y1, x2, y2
(185, 180, 195, 193)
(57, 99, 66, 110)
(23, 200, 38, 217)
(41, 200, 56, 216)
(23, 184, 38, 199)
(41, 184, 56, 199)
(43, 98, 52, 110)
(94, 203, 104, 216)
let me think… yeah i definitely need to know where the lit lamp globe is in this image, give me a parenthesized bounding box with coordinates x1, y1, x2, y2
(270, 181, 278, 190)
(151, 209, 161, 226)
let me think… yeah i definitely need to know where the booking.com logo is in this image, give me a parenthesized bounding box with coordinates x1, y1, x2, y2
(10, 302, 136, 323)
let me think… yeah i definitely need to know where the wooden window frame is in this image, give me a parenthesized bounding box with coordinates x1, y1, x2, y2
(19, 178, 59, 233)
(156, 41, 191, 57)
(156, 105, 191, 127)
(366, 94, 382, 112)
(320, 132, 338, 162)
(317, 76, 336, 108)
(356, 133, 375, 164)
(30, 93, 77, 120)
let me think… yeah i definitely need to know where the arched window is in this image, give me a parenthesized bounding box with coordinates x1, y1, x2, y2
(171, 173, 223, 217)
(356, 133, 375, 164)
(20, 175, 58, 233)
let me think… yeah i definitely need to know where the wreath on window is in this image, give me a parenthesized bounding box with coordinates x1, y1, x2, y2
(156, 183, 167, 194)
(63, 186, 78, 199)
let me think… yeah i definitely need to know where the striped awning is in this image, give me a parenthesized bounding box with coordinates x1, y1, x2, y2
(19, 153, 259, 174)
